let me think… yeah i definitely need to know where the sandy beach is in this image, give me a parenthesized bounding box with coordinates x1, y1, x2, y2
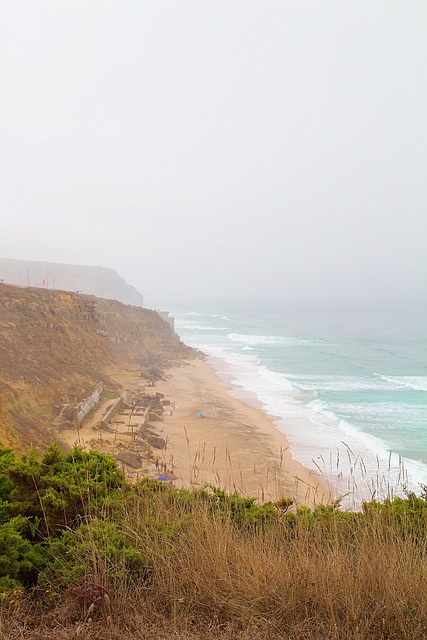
(61, 356, 331, 507)
(148, 357, 330, 507)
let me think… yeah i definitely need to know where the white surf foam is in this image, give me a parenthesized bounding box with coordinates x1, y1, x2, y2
(287, 374, 400, 393)
(179, 311, 204, 316)
(227, 332, 322, 347)
(176, 311, 231, 320)
(377, 375, 427, 392)
(196, 344, 427, 503)
(180, 324, 224, 331)
(176, 320, 427, 504)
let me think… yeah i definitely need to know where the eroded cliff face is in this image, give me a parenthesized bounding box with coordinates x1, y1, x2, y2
(0, 284, 193, 450)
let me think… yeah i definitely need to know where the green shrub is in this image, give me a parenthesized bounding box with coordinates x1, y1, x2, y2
(40, 518, 150, 590)
(0, 446, 15, 502)
(0, 517, 46, 589)
(3, 443, 127, 534)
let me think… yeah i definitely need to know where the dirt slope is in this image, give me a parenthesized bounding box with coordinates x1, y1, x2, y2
(0, 284, 193, 450)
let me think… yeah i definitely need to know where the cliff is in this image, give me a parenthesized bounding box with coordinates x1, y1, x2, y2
(0, 258, 144, 306)
(0, 284, 193, 450)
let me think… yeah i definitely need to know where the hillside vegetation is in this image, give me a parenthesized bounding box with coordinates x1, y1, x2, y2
(0, 284, 192, 450)
(0, 443, 427, 640)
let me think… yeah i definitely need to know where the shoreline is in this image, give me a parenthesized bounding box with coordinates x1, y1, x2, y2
(152, 356, 332, 507)
(60, 355, 332, 507)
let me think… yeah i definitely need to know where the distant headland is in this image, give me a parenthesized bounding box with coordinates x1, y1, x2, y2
(0, 257, 144, 307)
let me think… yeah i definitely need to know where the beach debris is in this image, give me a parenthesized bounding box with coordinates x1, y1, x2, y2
(116, 451, 142, 469)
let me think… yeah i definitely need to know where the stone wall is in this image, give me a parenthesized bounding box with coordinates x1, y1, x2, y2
(76, 383, 103, 424)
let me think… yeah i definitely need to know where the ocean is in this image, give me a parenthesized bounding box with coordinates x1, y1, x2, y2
(172, 303, 427, 505)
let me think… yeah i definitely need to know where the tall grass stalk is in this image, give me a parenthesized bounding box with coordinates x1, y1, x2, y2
(2, 443, 427, 639)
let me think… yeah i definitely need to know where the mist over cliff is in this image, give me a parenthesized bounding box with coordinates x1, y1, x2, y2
(0, 258, 144, 307)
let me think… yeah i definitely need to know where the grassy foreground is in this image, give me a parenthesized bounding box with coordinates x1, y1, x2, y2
(1, 444, 427, 639)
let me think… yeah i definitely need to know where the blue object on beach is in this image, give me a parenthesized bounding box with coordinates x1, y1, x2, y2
(157, 475, 170, 481)
(198, 412, 205, 418)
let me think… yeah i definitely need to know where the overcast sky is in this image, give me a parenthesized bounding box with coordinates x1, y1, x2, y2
(1, 1, 426, 308)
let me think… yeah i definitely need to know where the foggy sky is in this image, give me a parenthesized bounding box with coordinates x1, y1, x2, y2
(1, 1, 426, 308)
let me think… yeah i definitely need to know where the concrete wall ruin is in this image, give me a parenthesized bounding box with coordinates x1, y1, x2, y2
(76, 383, 103, 424)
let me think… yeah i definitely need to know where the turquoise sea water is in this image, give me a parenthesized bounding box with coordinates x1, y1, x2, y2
(172, 304, 427, 503)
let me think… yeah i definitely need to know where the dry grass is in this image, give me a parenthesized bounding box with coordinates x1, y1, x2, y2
(2, 440, 427, 640)
(2, 490, 426, 640)
(147, 515, 427, 638)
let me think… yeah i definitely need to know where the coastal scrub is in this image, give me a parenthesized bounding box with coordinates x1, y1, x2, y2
(0, 443, 427, 639)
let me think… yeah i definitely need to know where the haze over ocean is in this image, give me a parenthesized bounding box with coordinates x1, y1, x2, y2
(1, 3, 426, 311)
(173, 302, 427, 504)
(1, 1, 426, 505)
